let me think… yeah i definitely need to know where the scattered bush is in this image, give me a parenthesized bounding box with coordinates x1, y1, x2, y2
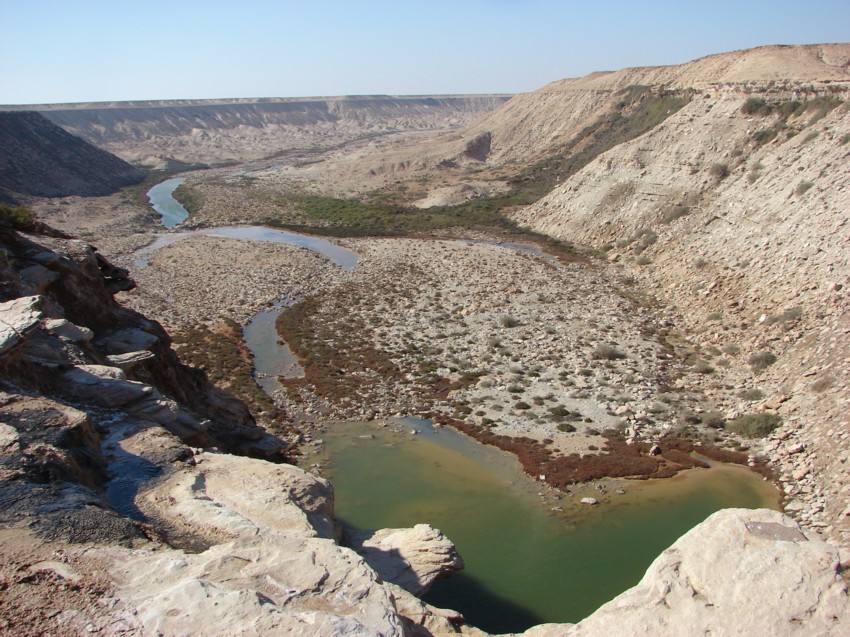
(803, 131, 819, 143)
(709, 162, 730, 180)
(692, 360, 715, 374)
(635, 255, 651, 266)
(726, 413, 781, 438)
(557, 423, 577, 433)
(741, 97, 771, 116)
(738, 388, 765, 401)
(748, 350, 777, 372)
(0, 204, 37, 231)
(592, 345, 627, 361)
(514, 401, 531, 410)
(500, 315, 521, 328)
(661, 205, 690, 224)
(795, 181, 814, 196)
(694, 257, 708, 269)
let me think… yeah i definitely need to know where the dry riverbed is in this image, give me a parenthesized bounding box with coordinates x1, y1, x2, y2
(113, 229, 755, 487)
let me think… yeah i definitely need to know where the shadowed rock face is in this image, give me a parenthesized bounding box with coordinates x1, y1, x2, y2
(0, 111, 145, 201)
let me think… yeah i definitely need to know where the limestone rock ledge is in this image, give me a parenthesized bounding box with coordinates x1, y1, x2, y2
(86, 452, 471, 636)
(519, 508, 849, 637)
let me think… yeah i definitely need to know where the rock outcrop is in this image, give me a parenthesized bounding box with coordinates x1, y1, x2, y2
(520, 508, 849, 636)
(348, 524, 465, 596)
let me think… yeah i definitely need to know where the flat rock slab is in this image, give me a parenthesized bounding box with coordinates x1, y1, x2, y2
(0, 296, 42, 355)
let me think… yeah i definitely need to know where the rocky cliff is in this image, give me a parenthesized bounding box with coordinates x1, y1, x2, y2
(4, 95, 511, 169)
(0, 112, 145, 203)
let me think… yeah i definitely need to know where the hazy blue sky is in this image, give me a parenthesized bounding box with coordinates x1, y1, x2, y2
(1, 0, 848, 104)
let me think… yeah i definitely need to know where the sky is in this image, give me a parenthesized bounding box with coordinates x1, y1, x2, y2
(1, 0, 848, 105)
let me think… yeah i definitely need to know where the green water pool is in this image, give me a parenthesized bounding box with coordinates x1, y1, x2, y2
(311, 419, 779, 633)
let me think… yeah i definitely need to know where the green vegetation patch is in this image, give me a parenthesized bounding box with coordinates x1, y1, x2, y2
(272, 87, 691, 240)
(0, 203, 38, 232)
(742, 95, 843, 147)
(172, 183, 204, 218)
(726, 412, 781, 438)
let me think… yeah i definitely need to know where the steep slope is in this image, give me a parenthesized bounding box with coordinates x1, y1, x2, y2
(290, 45, 849, 198)
(4, 95, 511, 169)
(511, 75, 850, 545)
(0, 112, 145, 202)
(467, 43, 850, 164)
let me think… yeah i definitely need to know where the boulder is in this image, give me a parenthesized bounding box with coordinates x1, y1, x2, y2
(348, 524, 465, 595)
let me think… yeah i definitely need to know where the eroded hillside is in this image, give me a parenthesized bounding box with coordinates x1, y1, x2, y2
(4, 95, 511, 170)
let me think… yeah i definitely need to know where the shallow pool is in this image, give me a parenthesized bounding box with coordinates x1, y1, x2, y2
(313, 419, 779, 633)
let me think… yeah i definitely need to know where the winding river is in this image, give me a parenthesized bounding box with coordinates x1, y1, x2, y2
(145, 179, 782, 633)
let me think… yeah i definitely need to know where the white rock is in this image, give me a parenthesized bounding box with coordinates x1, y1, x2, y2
(522, 509, 849, 636)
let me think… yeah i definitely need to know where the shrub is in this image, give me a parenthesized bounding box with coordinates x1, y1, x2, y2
(752, 128, 778, 146)
(692, 360, 715, 374)
(738, 388, 765, 401)
(741, 97, 771, 116)
(702, 411, 726, 429)
(709, 163, 730, 180)
(811, 376, 835, 393)
(557, 423, 577, 433)
(803, 131, 819, 143)
(748, 350, 777, 372)
(592, 345, 627, 360)
(514, 401, 531, 410)
(764, 306, 802, 326)
(795, 181, 814, 196)
(500, 315, 520, 328)
(661, 205, 690, 224)
(0, 204, 37, 231)
(635, 255, 651, 266)
(726, 413, 781, 438)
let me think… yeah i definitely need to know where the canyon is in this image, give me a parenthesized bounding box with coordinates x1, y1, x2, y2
(1, 43, 849, 635)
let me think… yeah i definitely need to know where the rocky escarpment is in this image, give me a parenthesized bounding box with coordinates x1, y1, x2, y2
(0, 112, 145, 203)
(0, 221, 288, 461)
(5, 95, 511, 169)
